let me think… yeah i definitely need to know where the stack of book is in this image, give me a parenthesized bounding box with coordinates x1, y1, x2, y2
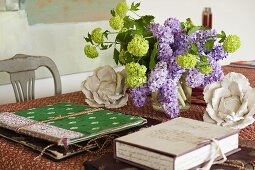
(0, 102, 148, 160)
(113, 117, 239, 170)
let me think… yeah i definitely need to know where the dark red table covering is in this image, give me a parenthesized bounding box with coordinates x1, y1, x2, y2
(0, 66, 254, 170)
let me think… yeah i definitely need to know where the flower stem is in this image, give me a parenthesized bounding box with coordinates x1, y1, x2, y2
(104, 42, 115, 43)
(108, 32, 118, 34)
(178, 83, 187, 101)
(144, 36, 154, 39)
(131, 11, 141, 17)
(178, 92, 186, 107)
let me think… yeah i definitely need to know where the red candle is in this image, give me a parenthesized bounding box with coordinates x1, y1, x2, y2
(202, 7, 212, 28)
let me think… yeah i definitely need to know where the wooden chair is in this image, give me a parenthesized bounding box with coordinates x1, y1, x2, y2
(0, 54, 62, 102)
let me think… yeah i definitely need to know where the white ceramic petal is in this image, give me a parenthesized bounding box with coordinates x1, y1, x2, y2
(205, 104, 224, 125)
(98, 82, 116, 96)
(92, 92, 107, 105)
(235, 98, 248, 117)
(222, 72, 251, 93)
(81, 86, 93, 100)
(246, 105, 255, 118)
(115, 72, 126, 95)
(228, 82, 243, 99)
(106, 94, 128, 108)
(84, 76, 100, 92)
(229, 117, 255, 129)
(107, 94, 123, 100)
(245, 88, 255, 110)
(95, 65, 116, 82)
(203, 111, 217, 124)
(203, 82, 221, 103)
(211, 87, 231, 111)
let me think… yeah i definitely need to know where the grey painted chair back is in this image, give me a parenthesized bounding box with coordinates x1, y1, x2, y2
(0, 54, 62, 102)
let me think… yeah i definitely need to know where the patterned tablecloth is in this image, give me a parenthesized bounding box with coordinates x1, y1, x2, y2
(0, 66, 254, 170)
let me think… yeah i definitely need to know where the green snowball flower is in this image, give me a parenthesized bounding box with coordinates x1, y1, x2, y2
(177, 53, 197, 69)
(91, 28, 104, 44)
(223, 35, 241, 53)
(84, 45, 98, 58)
(126, 75, 147, 88)
(109, 15, 124, 30)
(199, 65, 212, 74)
(125, 62, 147, 76)
(116, 1, 129, 18)
(119, 50, 126, 65)
(127, 35, 149, 57)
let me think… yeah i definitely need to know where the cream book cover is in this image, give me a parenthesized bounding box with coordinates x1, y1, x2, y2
(114, 117, 239, 170)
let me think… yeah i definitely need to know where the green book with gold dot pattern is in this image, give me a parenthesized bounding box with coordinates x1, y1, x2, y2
(0, 102, 147, 146)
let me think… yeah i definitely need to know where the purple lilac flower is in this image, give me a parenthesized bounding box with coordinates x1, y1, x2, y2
(208, 45, 228, 61)
(130, 83, 151, 107)
(188, 29, 217, 54)
(148, 61, 168, 92)
(164, 18, 181, 34)
(203, 60, 224, 85)
(167, 58, 185, 82)
(158, 78, 179, 118)
(157, 43, 173, 61)
(149, 23, 174, 44)
(171, 30, 188, 57)
(185, 68, 205, 88)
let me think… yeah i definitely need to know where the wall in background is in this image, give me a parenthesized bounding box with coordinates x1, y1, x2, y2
(0, 0, 255, 104)
(0, 11, 117, 85)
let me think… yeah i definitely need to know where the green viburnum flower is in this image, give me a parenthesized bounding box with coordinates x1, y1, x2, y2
(116, 1, 129, 18)
(199, 65, 212, 74)
(223, 35, 241, 53)
(127, 35, 149, 57)
(119, 50, 126, 65)
(177, 53, 197, 69)
(84, 45, 98, 58)
(126, 75, 147, 88)
(125, 62, 147, 76)
(91, 28, 104, 44)
(109, 15, 124, 30)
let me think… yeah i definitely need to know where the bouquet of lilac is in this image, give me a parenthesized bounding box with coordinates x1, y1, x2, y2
(83, 1, 241, 118)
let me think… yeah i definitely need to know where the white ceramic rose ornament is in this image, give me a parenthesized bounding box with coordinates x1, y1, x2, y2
(81, 65, 128, 108)
(203, 72, 255, 129)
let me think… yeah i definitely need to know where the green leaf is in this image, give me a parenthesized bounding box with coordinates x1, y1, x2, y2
(204, 39, 214, 51)
(130, 2, 140, 11)
(189, 43, 199, 55)
(125, 52, 133, 63)
(116, 30, 133, 43)
(149, 43, 158, 69)
(199, 55, 208, 62)
(103, 30, 110, 39)
(135, 15, 154, 29)
(216, 34, 222, 38)
(221, 31, 226, 37)
(188, 26, 203, 35)
(110, 9, 116, 16)
(84, 37, 90, 42)
(180, 22, 185, 29)
(84, 33, 94, 45)
(113, 48, 120, 65)
(123, 16, 135, 29)
(217, 31, 226, 43)
(185, 18, 194, 29)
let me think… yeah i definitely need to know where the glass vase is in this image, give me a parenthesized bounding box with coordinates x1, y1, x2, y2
(152, 76, 192, 114)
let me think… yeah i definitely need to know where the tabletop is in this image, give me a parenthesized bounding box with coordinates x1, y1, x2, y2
(0, 66, 255, 170)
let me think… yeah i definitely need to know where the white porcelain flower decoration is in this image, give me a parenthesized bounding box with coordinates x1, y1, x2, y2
(203, 72, 255, 129)
(81, 65, 128, 108)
